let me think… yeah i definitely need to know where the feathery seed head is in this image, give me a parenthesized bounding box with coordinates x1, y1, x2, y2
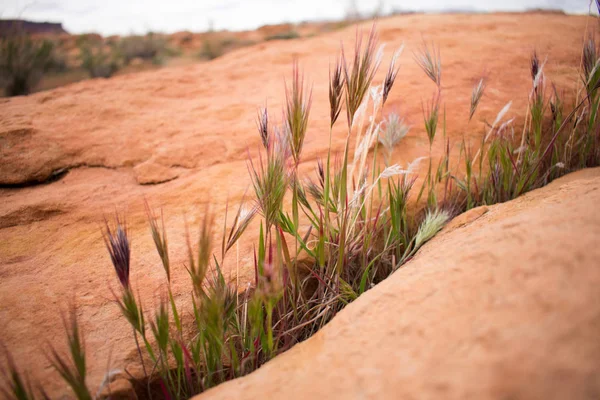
(103, 216, 130, 290)
(224, 202, 257, 255)
(492, 101, 512, 129)
(379, 156, 425, 179)
(379, 112, 410, 149)
(380, 164, 408, 179)
(530, 51, 540, 82)
(329, 56, 345, 127)
(379, 112, 410, 165)
(415, 209, 450, 249)
(269, 124, 292, 162)
(257, 107, 269, 149)
(582, 36, 599, 95)
(343, 26, 381, 129)
(423, 96, 440, 147)
(469, 77, 486, 121)
(306, 178, 324, 205)
(415, 42, 441, 88)
(285, 61, 312, 164)
(383, 44, 404, 106)
(248, 135, 289, 230)
(186, 209, 214, 294)
(530, 52, 547, 96)
(145, 202, 170, 282)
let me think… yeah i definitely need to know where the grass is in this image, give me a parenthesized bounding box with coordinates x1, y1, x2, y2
(2, 13, 600, 400)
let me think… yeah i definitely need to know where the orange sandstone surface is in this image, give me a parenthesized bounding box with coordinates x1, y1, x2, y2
(0, 13, 594, 397)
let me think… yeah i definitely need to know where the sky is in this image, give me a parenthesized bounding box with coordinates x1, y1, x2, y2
(1, 0, 595, 36)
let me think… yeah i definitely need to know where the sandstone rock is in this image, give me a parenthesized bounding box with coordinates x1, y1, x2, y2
(132, 160, 179, 185)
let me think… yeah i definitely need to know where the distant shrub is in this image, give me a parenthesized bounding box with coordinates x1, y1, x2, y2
(197, 35, 233, 60)
(45, 44, 69, 73)
(79, 44, 119, 78)
(74, 33, 103, 48)
(118, 33, 168, 65)
(196, 35, 255, 61)
(180, 33, 193, 44)
(197, 38, 224, 60)
(0, 33, 54, 96)
(265, 30, 300, 41)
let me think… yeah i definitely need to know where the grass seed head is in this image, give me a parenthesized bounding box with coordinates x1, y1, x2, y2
(423, 96, 440, 147)
(582, 36, 599, 96)
(382, 45, 404, 106)
(249, 138, 289, 230)
(469, 77, 486, 121)
(145, 202, 170, 283)
(329, 56, 345, 127)
(380, 112, 410, 150)
(415, 42, 441, 88)
(414, 209, 450, 249)
(224, 202, 257, 255)
(343, 26, 381, 129)
(583, 36, 597, 79)
(285, 61, 312, 164)
(103, 216, 131, 290)
(187, 209, 214, 294)
(530, 51, 540, 82)
(257, 107, 269, 149)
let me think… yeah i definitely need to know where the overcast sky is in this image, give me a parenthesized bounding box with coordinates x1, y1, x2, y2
(1, 0, 594, 36)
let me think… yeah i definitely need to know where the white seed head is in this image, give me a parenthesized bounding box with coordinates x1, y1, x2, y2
(493, 101, 512, 128)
